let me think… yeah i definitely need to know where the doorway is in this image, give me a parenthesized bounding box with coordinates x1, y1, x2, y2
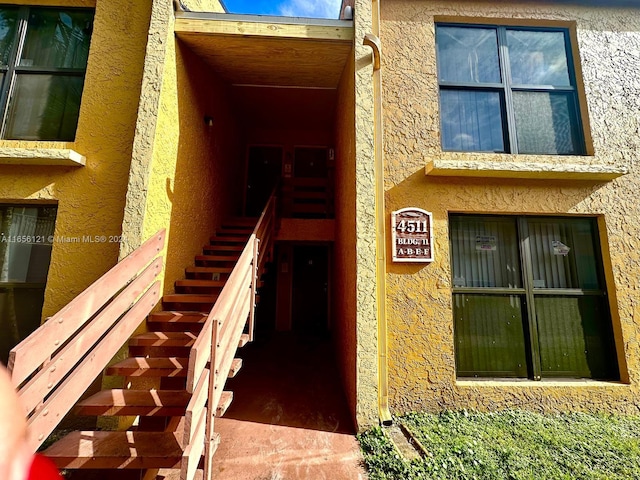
(244, 146, 282, 217)
(292, 245, 329, 335)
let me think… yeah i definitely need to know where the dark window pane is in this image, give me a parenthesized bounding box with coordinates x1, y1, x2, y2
(0, 286, 45, 365)
(437, 26, 501, 84)
(513, 92, 580, 155)
(20, 9, 92, 69)
(450, 216, 522, 288)
(441, 89, 505, 152)
(527, 218, 601, 290)
(507, 30, 571, 86)
(0, 205, 56, 366)
(454, 294, 528, 377)
(0, 8, 18, 67)
(535, 296, 617, 379)
(5, 74, 84, 140)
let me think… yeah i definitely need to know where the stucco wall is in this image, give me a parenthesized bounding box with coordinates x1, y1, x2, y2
(334, 49, 358, 426)
(352, 0, 380, 428)
(381, 0, 640, 414)
(159, 41, 242, 293)
(121, 0, 238, 286)
(126, 7, 241, 294)
(0, 0, 151, 318)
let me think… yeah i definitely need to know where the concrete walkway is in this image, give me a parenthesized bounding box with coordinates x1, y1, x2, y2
(209, 332, 367, 480)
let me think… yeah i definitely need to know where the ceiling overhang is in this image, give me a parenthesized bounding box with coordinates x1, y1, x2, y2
(174, 12, 354, 89)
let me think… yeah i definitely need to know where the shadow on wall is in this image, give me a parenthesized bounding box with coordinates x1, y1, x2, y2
(161, 40, 244, 292)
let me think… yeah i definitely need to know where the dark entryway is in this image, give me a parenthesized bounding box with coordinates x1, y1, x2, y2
(292, 245, 329, 334)
(244, 146, 282, 217)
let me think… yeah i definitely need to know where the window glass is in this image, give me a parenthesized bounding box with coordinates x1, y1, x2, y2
(4, 75, 84, 141)
(527, 217, 600, 290)
(0, 8, 18, 67)
(535, 296, 616, 379)
(437, 26, 501, 84)
(513, 92, 579, 155)
(440, 90, 505, 152)
(450, 216, 521, 288)
(507, 30, 571, 86)
(0, 206, 56, 365)
(20, 9, 92, 69)
(454, 294, 528, 377)
(450, 215, 616, 380)
(436, 25, 584, 155)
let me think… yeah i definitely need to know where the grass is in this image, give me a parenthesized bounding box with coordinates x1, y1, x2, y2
(358, 410, 640, 480)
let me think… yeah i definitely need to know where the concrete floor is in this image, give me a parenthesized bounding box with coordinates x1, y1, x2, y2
(65, 331, 367, 480)
(208, 331, 367, 480)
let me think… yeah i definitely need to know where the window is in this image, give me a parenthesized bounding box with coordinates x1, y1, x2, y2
(0, 205, 57, 365)
(450, 215, 618, 380)
(0, 7, 93, 141)
(436, 24, 584, 155)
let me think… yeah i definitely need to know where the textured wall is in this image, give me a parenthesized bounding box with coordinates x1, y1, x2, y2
(381, 0, 640, 414)
(159, 41, 242, 293)
(353, 0, 380, 428)
(124, 2, 241, 294)
(334, 49, 358, 427)
(0, 0, 151, 318)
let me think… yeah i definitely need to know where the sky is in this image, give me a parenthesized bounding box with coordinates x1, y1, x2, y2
(222, 0, 342, 19)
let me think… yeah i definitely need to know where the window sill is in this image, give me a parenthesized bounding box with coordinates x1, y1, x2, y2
(456, 378, 627, 388)
(0, 148, 85, 167)
(426, 159, 627, 181)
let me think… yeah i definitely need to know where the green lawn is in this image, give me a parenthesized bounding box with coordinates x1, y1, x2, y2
(358, 410, 640, 479)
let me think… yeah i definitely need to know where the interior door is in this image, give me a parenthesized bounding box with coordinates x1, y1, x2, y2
(245, 146, 282, 217)
(291, 245, 329, 335)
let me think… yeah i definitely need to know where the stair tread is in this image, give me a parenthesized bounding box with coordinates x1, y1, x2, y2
(195, 254, 240, 261)
(216, 229, 253, 236)
(76, 389, 191, 416)
(44, 431, 183, 469)
(130, 332, 197, 347)
(223, 217, 258, 226)
(163, 294, 219, 303)
(217, 391, 233, 417)
(106, 357, 188, 377)
(203, 244, 243, 251)
(148, 311, 208, 323)
(210, 236, 248, 244)
(175, 279, 226, 288)
(186, 266, 233, 273)
(229, 358, 243, 378)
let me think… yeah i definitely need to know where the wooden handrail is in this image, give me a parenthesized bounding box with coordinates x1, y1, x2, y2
(9, 230, 166, 451)
(182, 191, 278, 480)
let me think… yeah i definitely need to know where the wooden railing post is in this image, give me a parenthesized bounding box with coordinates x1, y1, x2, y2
(203, 318, 220, 480)
(249, 237, 259, 342)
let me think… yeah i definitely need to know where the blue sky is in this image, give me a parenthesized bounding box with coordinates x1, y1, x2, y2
(222, 0, 342, 18)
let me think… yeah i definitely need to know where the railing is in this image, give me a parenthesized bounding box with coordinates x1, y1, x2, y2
(280, 177, 334, 219)
(8, 230, 166, 452)
(182, 192, 277, 480)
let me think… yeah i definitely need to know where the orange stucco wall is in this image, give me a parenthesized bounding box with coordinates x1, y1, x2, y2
(334, 49, 358, 424)
(159, 40, 243, 293)
(0, 0, 151, 318)
(380, 0, 640, 414)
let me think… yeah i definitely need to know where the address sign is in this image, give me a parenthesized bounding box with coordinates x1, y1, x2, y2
(391, 208, 434, 263)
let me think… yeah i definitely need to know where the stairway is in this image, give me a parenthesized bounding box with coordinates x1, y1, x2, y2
(42, 218, 258, 477)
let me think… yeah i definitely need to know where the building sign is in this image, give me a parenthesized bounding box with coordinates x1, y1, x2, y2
(391, 208, 434, 263)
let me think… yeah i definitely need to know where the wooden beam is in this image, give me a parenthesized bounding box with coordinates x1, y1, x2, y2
(175, 17, 353, 42)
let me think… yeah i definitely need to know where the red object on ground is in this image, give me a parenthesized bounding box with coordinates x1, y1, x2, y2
(28, 454, 63, 480)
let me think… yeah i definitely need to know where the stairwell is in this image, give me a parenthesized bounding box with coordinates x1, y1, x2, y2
(35, 217, 269, 479)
